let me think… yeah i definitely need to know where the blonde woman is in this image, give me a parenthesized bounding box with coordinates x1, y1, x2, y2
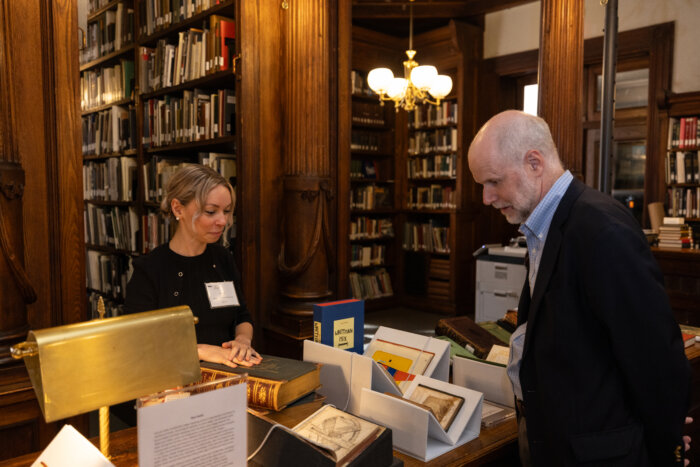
(125, 164, 261, 368)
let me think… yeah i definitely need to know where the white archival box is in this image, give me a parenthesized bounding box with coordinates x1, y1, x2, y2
(358, 375, 483, 461)
(303, 340, 401, 415)
(452, 355, 515, 408)
(365, 326, 451, 383)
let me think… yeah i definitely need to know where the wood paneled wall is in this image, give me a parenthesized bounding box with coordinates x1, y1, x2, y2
(0, 0, 85, 460)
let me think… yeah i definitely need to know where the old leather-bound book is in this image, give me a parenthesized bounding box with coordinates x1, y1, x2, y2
(201, 355, 321, 411)
(435, 316, 505, 359)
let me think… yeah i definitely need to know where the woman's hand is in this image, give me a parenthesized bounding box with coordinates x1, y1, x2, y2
(197, 343, 242, 368)
(222, 336, 262, 367)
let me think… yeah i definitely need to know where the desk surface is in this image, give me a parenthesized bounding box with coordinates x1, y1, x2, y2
(0, 412, 517, 467)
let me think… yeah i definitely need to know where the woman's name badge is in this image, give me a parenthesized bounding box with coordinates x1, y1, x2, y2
(205, 281, 239, 308)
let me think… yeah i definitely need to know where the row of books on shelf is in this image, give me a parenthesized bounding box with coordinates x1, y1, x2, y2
(351, 130, 383, 152)
(82, 105, 137, 156)
(86, 250, 130, 301)
(142, 211, 176, 253)
(80, 60, 134, 111)
(350, 185, 392, 210)
(83, 158, 138, 202)
(142, 89, 236, 148)
(668, 116, 700, 149)
(138, 0, 229, 38)
(349, 216, 394, 240)
(142, 153, 235, 202)
(350, 159, 383, 180)
(350, 69, 377, 98)
(407, 185, 455, 209)
(666, 186, 700, 218)
(408, 101, 458, 128)
(665, 151, 699, 184)
(349, 268, 393, 300)
(403, 221, 450, 254)
(352, 100, 385, 126)
(351, 244, 386, 268)
(407, 154, 457, 179)
(85, 205, 139, 252)
(138, 18, 234, 93)
(408, 128, 458, 155)
(81, 2, 134, 65)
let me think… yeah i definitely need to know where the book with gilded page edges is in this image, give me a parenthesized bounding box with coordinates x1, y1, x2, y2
(201, 355, 321, 411)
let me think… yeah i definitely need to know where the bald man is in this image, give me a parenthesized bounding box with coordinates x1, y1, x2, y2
(468, 110, 689, 466)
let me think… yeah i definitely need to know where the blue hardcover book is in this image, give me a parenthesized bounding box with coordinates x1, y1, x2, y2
(313, 299, 364, 353)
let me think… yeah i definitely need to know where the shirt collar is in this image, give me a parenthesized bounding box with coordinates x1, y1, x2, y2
(519, 170, 573, 241)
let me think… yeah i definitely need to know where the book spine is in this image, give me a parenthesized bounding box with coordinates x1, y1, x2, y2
(248, 379, 282, 411)
(435, 323, 488, 358)
(201, 368, 283, 410)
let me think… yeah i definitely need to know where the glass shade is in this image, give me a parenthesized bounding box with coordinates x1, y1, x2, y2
(428, 75, 453, 99)
(367, 68, 394, 94)
(387, 78, 408, 99)
(410, 65, 437, 91)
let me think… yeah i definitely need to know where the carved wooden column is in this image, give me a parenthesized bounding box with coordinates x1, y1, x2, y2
(538, 0, 584, 175)
(266, 0, 336, 356)
(0, 1, 36, 367)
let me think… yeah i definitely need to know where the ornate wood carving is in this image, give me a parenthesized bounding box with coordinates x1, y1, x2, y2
(277, 0, 335, 316)
(538, 0, 583, 176)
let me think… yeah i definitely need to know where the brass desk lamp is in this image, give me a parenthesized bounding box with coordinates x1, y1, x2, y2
(11, 303, 201, 458)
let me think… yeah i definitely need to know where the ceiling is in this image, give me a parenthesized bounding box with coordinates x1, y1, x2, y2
(352, 0, 536, 37)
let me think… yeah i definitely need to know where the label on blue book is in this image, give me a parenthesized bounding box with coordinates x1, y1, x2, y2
(313, 299, 364, 353)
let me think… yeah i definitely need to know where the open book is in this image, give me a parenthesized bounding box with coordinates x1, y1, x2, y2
(292, 405, 385, 466)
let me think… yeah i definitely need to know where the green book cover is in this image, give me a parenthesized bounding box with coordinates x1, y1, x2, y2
(201, 354, 317, 382)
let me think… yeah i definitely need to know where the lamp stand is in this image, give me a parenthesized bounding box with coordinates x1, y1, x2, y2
(99, 405, 111, 459)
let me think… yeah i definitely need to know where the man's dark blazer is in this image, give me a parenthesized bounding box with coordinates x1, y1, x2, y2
(517, 177, 690, 466)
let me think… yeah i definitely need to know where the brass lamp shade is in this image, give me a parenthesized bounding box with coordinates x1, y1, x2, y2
(12, 306, 201, 422)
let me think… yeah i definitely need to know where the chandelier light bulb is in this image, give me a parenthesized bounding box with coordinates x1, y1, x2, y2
(428, 75, 453, 100)
(410, 65, 437, 91)
(387, 78, 408, 100)
(367, 68, 395, 94)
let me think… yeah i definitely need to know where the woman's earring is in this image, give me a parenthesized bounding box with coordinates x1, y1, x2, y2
(176, 217, 180, 221)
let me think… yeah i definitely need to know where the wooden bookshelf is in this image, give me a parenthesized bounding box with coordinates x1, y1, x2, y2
(79, 0, 241, 316)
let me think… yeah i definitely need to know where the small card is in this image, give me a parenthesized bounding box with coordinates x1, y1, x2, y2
(205, 281, 239, 308)
(31, 424, 114, 467)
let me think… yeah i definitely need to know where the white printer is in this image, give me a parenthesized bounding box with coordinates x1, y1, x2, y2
(474, 245, 527, 323)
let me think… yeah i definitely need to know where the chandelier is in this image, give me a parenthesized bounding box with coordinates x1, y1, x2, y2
(366, 0, 453, 112)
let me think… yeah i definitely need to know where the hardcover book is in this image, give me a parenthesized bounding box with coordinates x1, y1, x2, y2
(200, 355, 321, 411)
(313, 299, 364, 353)
(435, 316, 506, 359)
(292, 405, 386, 466)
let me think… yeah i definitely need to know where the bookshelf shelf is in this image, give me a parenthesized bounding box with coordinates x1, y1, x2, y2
(81, 98, 134, 116)
(408, 177, 457, 182)
(146, 135, 237, 154)
(138, 0, 236, 46)
(140, 69, 237, 100)
(85, 199, 134, 207)
(350, 93, 380, 102)
(84, 150, 137, 160)
(350, 178, 394, 184)
(86, 243, 136, 256)
(350, 236, 394, 243)
(80, 44, 135, 72)
(350, 151, 393, 158)
(86, 0, 123, 21)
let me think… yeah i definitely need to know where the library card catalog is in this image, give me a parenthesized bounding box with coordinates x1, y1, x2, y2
(205, 281, 239, 308)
